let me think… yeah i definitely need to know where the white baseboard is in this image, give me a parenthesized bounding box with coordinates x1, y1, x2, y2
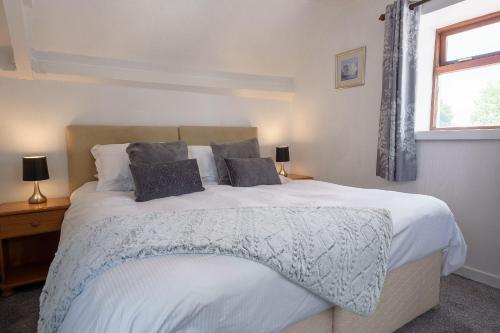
(455, 266, 500, 289)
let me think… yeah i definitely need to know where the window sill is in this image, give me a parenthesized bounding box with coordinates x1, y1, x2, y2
(415, 129, 500, 141)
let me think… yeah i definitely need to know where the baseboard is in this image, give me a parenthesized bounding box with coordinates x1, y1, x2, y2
(455, 266, 500, 289)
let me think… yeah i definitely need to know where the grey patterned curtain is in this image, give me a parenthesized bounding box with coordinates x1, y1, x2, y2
(376, 0, 419, 181)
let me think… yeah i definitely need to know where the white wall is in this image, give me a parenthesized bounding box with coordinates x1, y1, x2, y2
(291, 0, 500, 286)
(0, 77, 291, 203)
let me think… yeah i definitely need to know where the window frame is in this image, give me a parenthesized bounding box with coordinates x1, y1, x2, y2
(431, 11, 500, 130)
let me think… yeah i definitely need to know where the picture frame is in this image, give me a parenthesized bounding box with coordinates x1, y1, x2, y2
(335, 47, 366, 89)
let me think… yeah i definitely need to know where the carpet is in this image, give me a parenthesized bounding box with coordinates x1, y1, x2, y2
(1, 274, 499, 332)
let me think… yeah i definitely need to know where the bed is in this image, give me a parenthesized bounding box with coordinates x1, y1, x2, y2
(41, 125, 466, 333)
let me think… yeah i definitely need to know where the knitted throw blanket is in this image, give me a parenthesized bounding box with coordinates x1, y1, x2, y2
(38, 206, 392, 332)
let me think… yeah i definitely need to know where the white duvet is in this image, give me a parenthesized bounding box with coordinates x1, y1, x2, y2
(57, 180, 466, 333)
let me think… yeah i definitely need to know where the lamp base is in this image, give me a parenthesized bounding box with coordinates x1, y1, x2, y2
(28, 181, 47, 204)
(278, 162, 288, 177)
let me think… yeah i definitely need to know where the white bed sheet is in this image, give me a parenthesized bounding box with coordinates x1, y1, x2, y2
(58, 180, 466, 333)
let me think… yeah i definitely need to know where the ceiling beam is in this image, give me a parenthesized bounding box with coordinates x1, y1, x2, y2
(31, 51, 295, 101)
(2, 0, 33, 79)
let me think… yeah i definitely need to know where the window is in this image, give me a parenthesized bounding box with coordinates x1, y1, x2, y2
(431, 11, 500, 130)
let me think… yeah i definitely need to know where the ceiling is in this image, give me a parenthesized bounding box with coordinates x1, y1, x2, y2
(0, 0, 350, 97)
(28, 0, 347, 77)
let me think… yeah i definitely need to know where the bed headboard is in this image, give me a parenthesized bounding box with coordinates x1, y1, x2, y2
(179, 126, 257, 145)
(66, 125, 258, 192)
(66, 125, 179, 192)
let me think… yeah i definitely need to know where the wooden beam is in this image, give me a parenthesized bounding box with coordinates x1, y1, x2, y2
(31, 51, 295, 101)
(2, 0, 33, 79)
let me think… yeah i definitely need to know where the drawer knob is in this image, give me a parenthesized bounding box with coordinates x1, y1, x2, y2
(30, 221, 41, 227)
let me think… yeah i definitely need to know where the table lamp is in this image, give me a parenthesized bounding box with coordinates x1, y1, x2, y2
(276, 146, 290, 177)
(23, 156, 49, 204)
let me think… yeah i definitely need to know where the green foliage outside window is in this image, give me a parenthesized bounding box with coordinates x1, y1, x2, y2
(471, 80, 500, 126)
(438, 100, 454, 127)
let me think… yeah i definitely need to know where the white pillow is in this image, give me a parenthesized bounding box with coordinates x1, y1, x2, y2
(188, 145, 218, 185)
(91, 143, 134, 192)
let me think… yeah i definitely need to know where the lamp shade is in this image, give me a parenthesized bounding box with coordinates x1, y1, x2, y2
(276, 146, 290, 162)
(23, 156, 49, 181)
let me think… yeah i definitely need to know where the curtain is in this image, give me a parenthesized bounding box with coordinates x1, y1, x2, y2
(376, 0, 420, 181)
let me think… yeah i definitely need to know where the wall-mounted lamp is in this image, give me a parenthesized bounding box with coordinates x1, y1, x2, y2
(23, 156, 50, 204)
(276, 146, 290, 177)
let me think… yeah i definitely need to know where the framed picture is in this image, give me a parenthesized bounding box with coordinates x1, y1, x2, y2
(335, 47, 366, 89)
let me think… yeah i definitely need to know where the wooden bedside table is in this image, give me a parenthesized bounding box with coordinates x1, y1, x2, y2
(0, 197, 69, 297)
(287, 174, 314, 180)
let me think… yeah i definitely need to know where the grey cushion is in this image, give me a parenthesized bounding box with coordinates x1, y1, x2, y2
(130, 159, 204, 202)
(225, 157, 281, 187)
(210, 138, 260, 185)
(126, 141, 188, 164)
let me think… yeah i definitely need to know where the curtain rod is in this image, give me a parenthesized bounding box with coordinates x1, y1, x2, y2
(378, 0, 432, 21)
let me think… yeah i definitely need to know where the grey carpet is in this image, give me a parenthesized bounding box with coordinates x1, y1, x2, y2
(395, 274, 500, 333)
(0, 274, 499, 333)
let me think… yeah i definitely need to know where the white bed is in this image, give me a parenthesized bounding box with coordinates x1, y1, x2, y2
(57, 179, 466, 333)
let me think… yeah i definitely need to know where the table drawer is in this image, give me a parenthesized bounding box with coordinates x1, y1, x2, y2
(0, 210, 65, 239)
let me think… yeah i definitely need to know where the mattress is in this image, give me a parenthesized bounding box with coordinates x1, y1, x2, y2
(57, 180, 466, 333)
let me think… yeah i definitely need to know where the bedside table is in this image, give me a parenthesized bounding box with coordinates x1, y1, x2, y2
(287, 174, 314, 180)
(0, 197, 69, 297)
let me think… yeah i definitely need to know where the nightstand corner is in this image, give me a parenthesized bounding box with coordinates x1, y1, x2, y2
(287, 174, 314, 180)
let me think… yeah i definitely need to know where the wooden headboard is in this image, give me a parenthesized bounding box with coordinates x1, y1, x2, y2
(66, 125, 258, 192)
(66, 125, 179, 192)
(179, 126, 257, 145)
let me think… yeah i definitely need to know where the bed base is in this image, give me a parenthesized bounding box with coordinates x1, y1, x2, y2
(282, 251, 441, 333)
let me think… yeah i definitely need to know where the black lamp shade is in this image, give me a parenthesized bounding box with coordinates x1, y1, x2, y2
(23, 156, 49, 181)
(276, 146, 290, 162)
